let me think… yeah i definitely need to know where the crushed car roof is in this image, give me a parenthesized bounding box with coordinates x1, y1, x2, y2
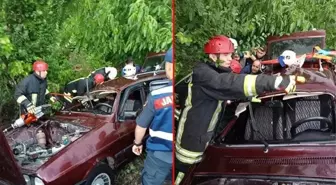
(258, 69, 336, 98)
(93, 70, 166, 92)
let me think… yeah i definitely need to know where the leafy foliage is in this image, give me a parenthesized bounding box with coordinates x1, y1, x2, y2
(0, 0, 171, 122)
(175, 0, 336, 79)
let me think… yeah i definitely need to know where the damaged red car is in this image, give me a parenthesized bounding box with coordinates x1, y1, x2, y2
(175, 30, 336, 185)
(0, 70, 167, 185)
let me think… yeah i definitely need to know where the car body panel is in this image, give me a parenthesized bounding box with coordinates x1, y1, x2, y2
(0, 130, 26, 185)
(194, 144, 336, 178)
(1, 72, 166, 185)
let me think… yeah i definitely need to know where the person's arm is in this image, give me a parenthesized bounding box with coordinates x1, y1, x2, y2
(133, 94, 155, 155)
(134, 126, 147, 146)
(193, 63, 303, 101)
(44, 83, 57, 103)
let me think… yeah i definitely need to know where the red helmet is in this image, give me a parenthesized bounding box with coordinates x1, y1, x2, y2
(204, 35, 234, 54)
(94, 74, 105, 84)
(33, 60, 48, 71)
(230, 60, 242, 74)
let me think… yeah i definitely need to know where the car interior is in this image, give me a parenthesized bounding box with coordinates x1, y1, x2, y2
(217, 94, 336, 144)
(64, 92, 117, 115)
(118, 78, 169, 120)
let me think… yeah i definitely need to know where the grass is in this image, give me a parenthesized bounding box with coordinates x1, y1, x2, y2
(115, 152, 172, 185)
(115, 153, 146, 185)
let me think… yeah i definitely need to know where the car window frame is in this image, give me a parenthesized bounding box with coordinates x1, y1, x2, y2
(117, 83, 146, 121)
(219, 93, 336, 146)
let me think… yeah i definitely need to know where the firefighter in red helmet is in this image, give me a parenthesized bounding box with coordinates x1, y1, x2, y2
(63, 73, 105, 106)
(174, 35, 306, 184)
(14, 60, 55, 115)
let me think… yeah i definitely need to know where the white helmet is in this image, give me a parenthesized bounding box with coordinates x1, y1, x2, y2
(278, 50, 297, 67)
(105, 67, 118, 80)
(122, 64, 136, 78)
(229, 38, 238, 50)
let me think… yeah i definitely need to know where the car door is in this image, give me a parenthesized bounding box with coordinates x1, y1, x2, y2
(114, 83, 146, 163)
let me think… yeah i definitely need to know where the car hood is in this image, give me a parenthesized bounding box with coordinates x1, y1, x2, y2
(0, 129, 25, 185)
(53, 111, 105, 128)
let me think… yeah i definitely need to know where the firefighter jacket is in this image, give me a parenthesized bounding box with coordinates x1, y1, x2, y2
(175, 61, 282, 165)
(63, 77, 95, 102)
(14, 73, 49, 114)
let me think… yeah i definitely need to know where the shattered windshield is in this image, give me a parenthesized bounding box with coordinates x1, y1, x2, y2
(268, 37, 324, 60)
(65, 92, 117, 115)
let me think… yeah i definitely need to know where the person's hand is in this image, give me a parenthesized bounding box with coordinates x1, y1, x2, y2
(274, 75, 306, 94)
(50, 96, 57, 103)
(26, 103, 36, 114)
(81, 100, 90, 108)
(317, 49, 330, 56)
(132, 144, 143, 155)
(244, 51, 251, 58)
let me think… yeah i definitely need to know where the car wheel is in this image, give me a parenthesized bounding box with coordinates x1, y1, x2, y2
(85, 164, 115, 185)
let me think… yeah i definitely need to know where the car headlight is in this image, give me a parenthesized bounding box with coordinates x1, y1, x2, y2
(34, 177, 45, 185)
(23, 175, 31, 185)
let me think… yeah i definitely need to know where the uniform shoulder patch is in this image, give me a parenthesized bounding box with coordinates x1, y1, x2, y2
(154, 95, 173, 110)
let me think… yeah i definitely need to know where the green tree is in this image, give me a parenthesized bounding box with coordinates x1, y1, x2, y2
(0, 0, 171, 122)
(175, 0, 336, 79)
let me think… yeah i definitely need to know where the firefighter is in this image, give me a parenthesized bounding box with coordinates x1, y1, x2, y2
(63, 74, 105, 105)
(88, 66, 118, 81)
(174, 35, 306, 184)
(14, 60, 56, 115)
(122, 57, 141, 75)
(132, 47, 173, 185)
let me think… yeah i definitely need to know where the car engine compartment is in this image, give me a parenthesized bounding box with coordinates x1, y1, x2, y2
(4, 119, 91, 169)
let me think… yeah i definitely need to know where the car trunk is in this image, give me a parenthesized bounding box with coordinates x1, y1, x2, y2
(192, 176, 336, 185)
(194, 143, 336, 178)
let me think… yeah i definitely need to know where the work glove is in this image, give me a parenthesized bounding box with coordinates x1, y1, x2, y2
(26, 103, 36, 115)
(317, 49, 330, 56)
(274, 75, 306, 94)
(81, 99, 90, 108)
(50, 96, 57, 103)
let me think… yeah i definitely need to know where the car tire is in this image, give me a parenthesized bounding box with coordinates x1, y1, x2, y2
(85, 163, 115, 185)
